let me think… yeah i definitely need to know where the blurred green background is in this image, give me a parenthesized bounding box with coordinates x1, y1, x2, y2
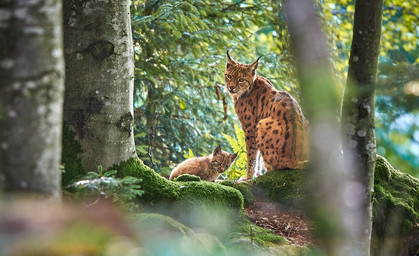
(131, 0, 418, 177)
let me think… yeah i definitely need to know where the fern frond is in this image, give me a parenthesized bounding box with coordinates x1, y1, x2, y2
(222, 133, 240, 153)
(234, 124, 246, 149)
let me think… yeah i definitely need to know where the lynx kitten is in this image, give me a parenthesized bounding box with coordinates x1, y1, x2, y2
(169, 146, 237, 181)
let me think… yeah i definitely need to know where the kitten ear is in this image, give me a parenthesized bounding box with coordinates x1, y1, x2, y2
(213, 145, 222, 155)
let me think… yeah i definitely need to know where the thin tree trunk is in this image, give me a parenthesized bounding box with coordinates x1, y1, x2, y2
(0, 0, 64, 198)
(341, 0, 383, 254)
(62, 0, 136, 180)
(284, 0, 373, 254)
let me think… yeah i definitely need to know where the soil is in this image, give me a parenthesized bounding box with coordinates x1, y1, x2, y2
(244, 201, 314, 246)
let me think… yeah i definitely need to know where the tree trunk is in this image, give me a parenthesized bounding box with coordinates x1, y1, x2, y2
(284, 0, 375, 255)
(62, 0, 136, 182)
(341, 0, 383, 254)
(0, 0, 64, 198)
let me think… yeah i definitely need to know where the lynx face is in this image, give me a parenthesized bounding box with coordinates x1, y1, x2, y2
(211, 146, 237, 173)
(225, 51, 260, 99)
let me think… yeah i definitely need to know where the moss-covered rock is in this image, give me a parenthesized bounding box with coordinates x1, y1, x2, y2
(219, 170, 305, 209)
(219, 180, 254, 207)
(113, 157, 244, 210)
(177, 181, 244, 210)
(371, 155, 419, 255)
(252, 170, 305, 209)
(114, 157, 179, 203)
(136, 213, 193, 235)
(112, 157, 306, 254)
(174, 174, 201, 182)
(222, 156, 417, 255)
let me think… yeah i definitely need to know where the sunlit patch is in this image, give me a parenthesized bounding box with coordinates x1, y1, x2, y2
(404, 80, 419, 96)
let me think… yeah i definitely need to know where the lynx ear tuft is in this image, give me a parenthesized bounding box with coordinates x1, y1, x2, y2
(249, 56, 261, 70)
(226, 49, 232, 62)
(213, 145, 222, 155)
(226, 49, 237, 68)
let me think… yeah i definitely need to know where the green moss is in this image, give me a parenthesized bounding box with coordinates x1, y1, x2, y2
(219, 180, 254, 207)
(371, 155, 419, 253)
(61, 125, 85, 187)
(113, 157, 243, 210)
(177, 181, 244, 210)
(174, 174, 201, 182)
(230, 216, 288, 247)
(137, 213, 193, 235)
(252, 170, 305, 209)
(136, 213, 227, 255)
(114, 157, 179, 202)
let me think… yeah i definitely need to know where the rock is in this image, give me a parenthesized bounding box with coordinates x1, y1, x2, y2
(371, 155, 419, 256)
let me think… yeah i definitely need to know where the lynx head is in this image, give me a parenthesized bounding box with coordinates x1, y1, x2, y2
(211, 145, 237, 173)
(225, 50, 261, 98)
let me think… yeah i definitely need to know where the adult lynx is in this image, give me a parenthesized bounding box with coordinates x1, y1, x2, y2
(225, 51, 309, 180)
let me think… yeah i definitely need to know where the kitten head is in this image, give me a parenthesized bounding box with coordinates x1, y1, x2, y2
(211, 145, 237, 173)
(225, 50, 261, 98)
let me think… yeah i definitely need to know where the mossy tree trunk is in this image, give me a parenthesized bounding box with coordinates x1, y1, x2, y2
(0, 0, 64, 198)
(62, 0, 136, 183)
(341, 1, 383, 254)
(284, 0, 376, 255)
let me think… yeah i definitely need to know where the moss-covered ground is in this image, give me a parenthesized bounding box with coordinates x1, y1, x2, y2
(111, 157, 298, 252)
(220, 155, 418, 255)
(136, 213, 227, 255)
(76, 154, 416, 255)
(135, 212, 302, 256)
(219, 170, 306, 210)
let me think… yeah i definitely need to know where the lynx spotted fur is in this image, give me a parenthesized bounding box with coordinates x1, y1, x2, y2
(225, 51, 309, 179)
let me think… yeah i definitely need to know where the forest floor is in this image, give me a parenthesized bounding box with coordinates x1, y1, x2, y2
(244, 201, 314, 246)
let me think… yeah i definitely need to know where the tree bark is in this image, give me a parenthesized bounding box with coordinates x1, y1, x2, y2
(284, 0, 376, 255)
(341, 0, 383, 254)
(0, 0, 64, 198)
(62, 0, 136, 179)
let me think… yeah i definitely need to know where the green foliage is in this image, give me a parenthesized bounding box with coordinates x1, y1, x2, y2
(67, 165, 144, 212)
(222, 124, 247, 180)
(319, 0, 419, 176)
(131, 0, 418, 178)
(183, 148, 195, 159)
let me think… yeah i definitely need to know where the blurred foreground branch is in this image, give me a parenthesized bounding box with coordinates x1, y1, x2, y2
(284, 0, 374, 255)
